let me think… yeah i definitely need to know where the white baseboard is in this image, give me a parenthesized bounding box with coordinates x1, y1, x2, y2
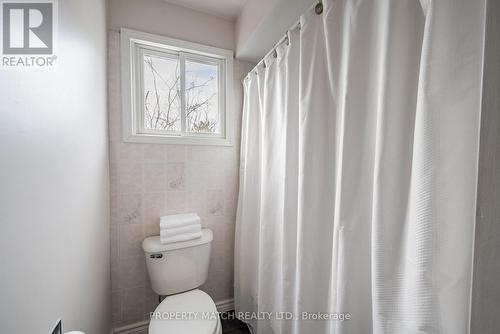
(113, 320, 149, 334)
(216, 298, 235, 313)
(112, 298, 235, 334)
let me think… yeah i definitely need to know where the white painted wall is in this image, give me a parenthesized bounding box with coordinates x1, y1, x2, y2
(0, 1, 109, 333)
(471, 0, 500, 332)
(109, 0, 234, 50)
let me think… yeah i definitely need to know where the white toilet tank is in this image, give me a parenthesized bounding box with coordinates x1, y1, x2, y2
(142, 228, 213, 296)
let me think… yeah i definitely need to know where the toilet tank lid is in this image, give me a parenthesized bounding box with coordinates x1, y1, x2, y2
(143, 228, 213, 253)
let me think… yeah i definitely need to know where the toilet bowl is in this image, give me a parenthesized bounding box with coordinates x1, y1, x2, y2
(143, 229, 221, 334)
(149, 289, 222, 334)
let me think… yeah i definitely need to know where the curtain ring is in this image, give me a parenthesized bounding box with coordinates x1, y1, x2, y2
(273, 49, 278, 58)
(315, 1, 323, 15)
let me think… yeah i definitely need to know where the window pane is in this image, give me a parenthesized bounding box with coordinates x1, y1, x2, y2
(143, 54, 181, 132)
(185, 60, 220, 134)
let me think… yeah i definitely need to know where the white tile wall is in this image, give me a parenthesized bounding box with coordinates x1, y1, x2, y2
(108, 30, 255, 327)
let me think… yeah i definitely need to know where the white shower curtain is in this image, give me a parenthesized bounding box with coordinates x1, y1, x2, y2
(235, 0, 486, 333)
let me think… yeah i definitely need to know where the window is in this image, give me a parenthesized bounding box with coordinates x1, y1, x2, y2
(121, 28, 233, 145)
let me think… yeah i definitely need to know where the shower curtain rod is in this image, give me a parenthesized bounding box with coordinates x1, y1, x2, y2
(245, 0, 323, 78)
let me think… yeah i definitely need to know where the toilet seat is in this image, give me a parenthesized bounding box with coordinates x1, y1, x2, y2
(149, 289, 222, 334)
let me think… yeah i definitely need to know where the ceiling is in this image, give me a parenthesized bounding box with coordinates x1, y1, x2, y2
(236, 0, 316, 61)
(162, 0, 247, 20)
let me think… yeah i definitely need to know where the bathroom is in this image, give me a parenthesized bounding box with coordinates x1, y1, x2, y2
(0, 0, 499, 333)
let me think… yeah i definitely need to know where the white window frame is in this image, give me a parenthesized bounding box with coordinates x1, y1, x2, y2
(121, 28, 234, 146)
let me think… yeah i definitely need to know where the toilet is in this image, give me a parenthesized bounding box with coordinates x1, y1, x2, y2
(143, 228, 222, 334)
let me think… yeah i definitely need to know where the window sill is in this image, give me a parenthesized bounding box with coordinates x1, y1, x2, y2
(123, 132, 234, 146)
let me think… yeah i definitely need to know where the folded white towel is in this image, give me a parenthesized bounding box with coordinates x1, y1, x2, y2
(160, 213, 200, 230)
(160, 231, 203, 244)
(160, 224, 201, 239)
